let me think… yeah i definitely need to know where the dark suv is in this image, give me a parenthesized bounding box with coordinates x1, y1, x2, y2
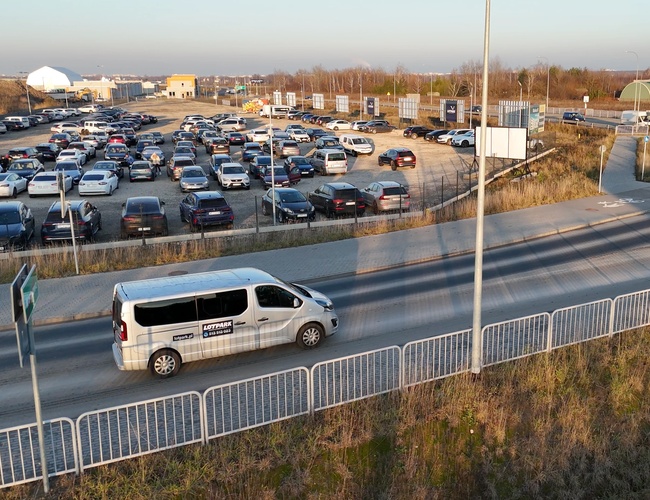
(403, 126, 433, 139)
(6, 147, 44, 163)
(308, 182, 365, 218)
(377, 148, 417, 170)
(179, 191, 234, 231)
(35, 143, 62, 162)
(41, 200, 102, 244)
(562, 112, 586, 123)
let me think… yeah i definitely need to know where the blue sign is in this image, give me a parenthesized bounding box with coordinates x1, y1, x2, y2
(445, 100, 457, 122)
(644, 136, 649, 143)
(366, 97, 375, 117)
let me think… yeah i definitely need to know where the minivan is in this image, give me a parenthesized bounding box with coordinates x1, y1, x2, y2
(111, 267, 339, 377)
(339, 134, 373, 156)
(308, 149, 348, 175)
(4, 116, 31, 129)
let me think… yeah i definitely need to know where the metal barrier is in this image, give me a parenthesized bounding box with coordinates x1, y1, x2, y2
(311, 346, 401, 412)
(482, 313, 550, 367)
(0, 418, 76, 489)
(612, 289, 650, 333)
(203, 368, 310, 440)
(550, 299, 613, 350)
(76, 391, 203, 472)
(402, 329, 471, 387)
(616, 124, 650, 135)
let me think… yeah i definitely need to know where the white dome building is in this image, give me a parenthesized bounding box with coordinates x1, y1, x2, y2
(26, 66, 83, 91)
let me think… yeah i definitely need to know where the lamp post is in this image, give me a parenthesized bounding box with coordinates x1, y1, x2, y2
(626, 51, 639, 122)
(301, 72, 305, 112)
(538, 56, 550, 112)
(517, 80, 523, 127)
(359, 71, 363, 121)
(469, 83, 473, 128)
(97, 65, 104, 102)
(430, 72, 433, 106)
(598, 145, 607, 193)
(18, 72, 32, 114)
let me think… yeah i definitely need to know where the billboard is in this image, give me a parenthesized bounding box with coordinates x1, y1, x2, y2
(440, 99, 465, 123)
(286, 92, 296, 107)
(366, 97, 378, 117)
(475, 126, 527, 160)
(399, 98, 418, 120)
(498, 100, 530, 128)
(273, 91, 282, 105)
(313, 93, 325, 110)
(335, 95, 349, 113)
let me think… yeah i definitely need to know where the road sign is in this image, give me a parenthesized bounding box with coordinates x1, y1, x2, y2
(11, 264, 30, 367)
(20, 265, 39, 322)
(644, 136, 649, 143)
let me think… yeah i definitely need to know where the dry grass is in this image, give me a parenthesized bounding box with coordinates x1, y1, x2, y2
(5, 329, 648, 499)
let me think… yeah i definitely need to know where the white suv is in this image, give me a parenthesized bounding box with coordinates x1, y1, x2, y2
(216, 162, 250, 190)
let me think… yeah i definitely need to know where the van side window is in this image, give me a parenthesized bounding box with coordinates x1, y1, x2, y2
(197, 289, 248, 320)
(255, 285, 298, 308)
(134, 297, 197, 327)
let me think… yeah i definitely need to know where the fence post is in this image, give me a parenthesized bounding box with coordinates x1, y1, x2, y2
(255, 196, 259, 233)
(441, 175, 444, 206)
(456, 170, 459, 199)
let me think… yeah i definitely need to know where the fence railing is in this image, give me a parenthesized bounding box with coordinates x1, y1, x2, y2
(3, 287, 650, 489)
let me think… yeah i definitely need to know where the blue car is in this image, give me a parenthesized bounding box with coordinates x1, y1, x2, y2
(249, 155, 273, 179)
(179, 191, 234, 231)
(241, 142, 263, 162)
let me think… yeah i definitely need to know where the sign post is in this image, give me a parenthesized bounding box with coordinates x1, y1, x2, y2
(642, 136, 649, 181)
(598, 145, 607, 193)
(10, 264, 49, 493)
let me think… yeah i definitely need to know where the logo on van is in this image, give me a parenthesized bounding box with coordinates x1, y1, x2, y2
(202, 320, 234, 338)
(173, 333, 194, 342)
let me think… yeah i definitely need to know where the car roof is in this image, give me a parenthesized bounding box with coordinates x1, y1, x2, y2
(0, 201, 23, 212)
(48, 199, 84, 211)
(374, 180, 403, 188)
(324, 182, 356, 189)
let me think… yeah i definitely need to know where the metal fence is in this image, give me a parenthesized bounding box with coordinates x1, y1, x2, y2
(3, 287, 650, 489)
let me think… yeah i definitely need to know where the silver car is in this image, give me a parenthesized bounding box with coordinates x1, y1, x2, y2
(179, 166, 210, 192)
(361, 181, 410, 214)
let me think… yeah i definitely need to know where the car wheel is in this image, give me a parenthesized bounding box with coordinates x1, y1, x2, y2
(372, 129, 377, 134)
(296, 323, 324, 349)
(462, 140, 469, 147)
(391, 161, 397, 171)
(373, 201, 379, 214)
(377, 158, 383, 166)
(149, 349, 181, 378)
(334, 126, 339, 131)
(320, 168, 326, 176)
(12, 188, 17, 198)
(411, 133, 418, 139)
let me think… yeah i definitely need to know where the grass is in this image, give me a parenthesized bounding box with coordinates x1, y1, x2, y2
(4, 328, 648, 499)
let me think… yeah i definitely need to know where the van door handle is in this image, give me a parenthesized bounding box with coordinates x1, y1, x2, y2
(234, 321, 246, 325)
(258, 317, 269, 322)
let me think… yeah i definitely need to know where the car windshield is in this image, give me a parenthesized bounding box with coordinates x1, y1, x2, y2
(268, 167, 286, 176)
(0, 212, 20, 224)
(223, 166, 244, 174)
(183, 169, 204, 178)
(9, 162, 34, 170)
(56, 163, 78, 171)
(280, 191, 306, 203)
(292, 158, 309, 165)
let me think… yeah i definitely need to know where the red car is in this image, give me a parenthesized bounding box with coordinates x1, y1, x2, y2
(108, 134, 127, 145)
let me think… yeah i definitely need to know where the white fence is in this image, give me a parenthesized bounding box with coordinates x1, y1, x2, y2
(3, 286, 650, 489)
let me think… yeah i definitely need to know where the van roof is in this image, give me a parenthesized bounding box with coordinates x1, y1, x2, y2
(115, 267, 275, 301)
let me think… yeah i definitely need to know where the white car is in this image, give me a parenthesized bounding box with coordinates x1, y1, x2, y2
(351, 121, 368, 131)
(56, 149, 87, 165)
(289, 129, 311, 143)
(65, 108, 81, 116)
(51, 122, 82, 134)
(28, 172, 73, 197)
(0, 122, 7, 134)
(84, 136, 105, 150)
(78, 170, 119, 196)
(246, 129, 270, 143)
(451, 130, 475, 147)
(437, 128, 472, 145)
(326, 120, 352, 131)
(78, 104, 100, 113)
(0, 172, 28, 197)
(216, 162, 250, 190)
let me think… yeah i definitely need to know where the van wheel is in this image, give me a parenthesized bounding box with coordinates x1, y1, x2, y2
(150, 349, 181, 378)
(297, 323, 324, 349)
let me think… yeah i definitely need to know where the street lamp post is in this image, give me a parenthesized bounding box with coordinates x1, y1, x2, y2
(359, 71, 363, 121)
(97, 65, 104, 102)
(598, 145, 607, 193)
(538, 56, 550, 112)
(626, 51, 639, 123)
(18, 72, 32, 114)
(430, 72, 433, 106)
(518, 80, 523, 127)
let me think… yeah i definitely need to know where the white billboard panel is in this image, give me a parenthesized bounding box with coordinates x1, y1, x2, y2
(273, 91, 282, 105)
(286, 92, 296, 107)
(335, 95, 349, 113)
(475, 126, 527, 160)
(398, 98, 418, 119)
(313, 93, 325, 110)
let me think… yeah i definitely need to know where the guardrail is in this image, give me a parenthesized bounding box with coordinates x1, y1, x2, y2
(3, 287, 650, 489)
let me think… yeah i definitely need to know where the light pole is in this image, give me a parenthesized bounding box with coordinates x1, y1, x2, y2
(626, 51, 639, 122)
(518, 80, 523, 127)
(598, 145, 607, 193)
(359, 71, 363, 121)
(393, 73, 396, 103)
(18, 72, 32, 114)
(538, 56, 550, 112)
(97, 65, 104, 102)
(301, 72, 305, 112)
(469, 83, 473, 128)
(430, 72, 433, 106)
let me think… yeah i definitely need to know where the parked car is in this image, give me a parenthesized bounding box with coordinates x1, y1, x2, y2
(377, 148, 417, 170)
(173, 146, 196, 161)
(273, 140, 300, 158)
(129, 161, 156, 182)
(140, 146, 166, 167)
(241, 142, 263, 162)
(259, 166, 296, 189)
(403, 126, 434, 139)
(93, 160, 124, 179)
(450, 130, 475, 147)
(54, 161, 84, 184)
(225, 131, 246, 146)
(246, 129, 270, 143)
(326, 119, 352, 131)
(5, 147, 44, 163)
(205, 137, 230, 155)
(361, 120, 395, 134)
(436, 128, 472, 145)
(7, 159, 45, 181)
(307, 128, 330, 141)
(0, 201, 35, 251)
(283, 155, 314, 177)
(56, 149, 87, 166)
(361, 181, 411, 214)
(0, 172, 28, 198)
(104, 143, 131, 166)
(151, 131, 165, 144)
(209, 154, 234, 179)
(0, 122, 7, 134)
(308, 182, 365, 218)
(216, 162, 250, 190)
(249, 155, 273, 178)
(68, 141, 96, 159)
(167, 156, 196, 181)
(49, 133, 73, 149)
(350, 121, 368, 131)
(176, 140, 198, 157)
(120, 196, 168, 238)
(261, 188, 315, 223)
(50, 122, 82, 134)
(28, 172, 73, 197)
(135, 139, 155, 159)
(41, 200, 101, 244)
(179, 166, 210, 192)
(179, 191, 234, 232)
(78, 170, 119, 196)
(424, 129, 449, 142)
(315, 136, 343, 150)
(289, 128, 311, 143)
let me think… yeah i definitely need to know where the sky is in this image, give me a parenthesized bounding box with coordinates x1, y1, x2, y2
(2, 0, 647, 78)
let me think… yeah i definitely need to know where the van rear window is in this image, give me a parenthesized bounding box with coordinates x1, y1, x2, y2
(328, 153, 346, 161)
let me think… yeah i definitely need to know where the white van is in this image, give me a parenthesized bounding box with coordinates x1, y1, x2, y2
(112, 267, 338, 378)
(82, 120, 109, 133)
(620, 110, 648, 125)
(339, 134, 373, 156)
(5, 116, 31, 128)
(309, 149, 348, 175)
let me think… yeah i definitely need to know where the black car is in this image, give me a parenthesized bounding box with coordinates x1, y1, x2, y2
(360, 120, 395, 134)
(49, 133, 73, 149)
(41, 200, 101, 245)
(562, 112, 586, 123)
(104, 143, 131, 165)
(6, 147, 44, 163)
(1, 120, 24, 131)
(225, 132, 246, 146)
(35, 143, 62, 162)
(151, 131, 165, 144)
(179, 191, 234, 232)
(377, 148, 417, 170)
(308, 182, 365, 218)
(424, 129, 449, 142)
(122, 128, 138, 146)
(301, 114, 315, 123)
(93, 160, 124, 179)
(403, 126, 434, 139)
(7, 159, 45, 181)
(0, 201, 35, 251)
(307, 128, 330, 141)
(261, 188, 315, 223)
(241, 142, 263, 162)
(283, 155, 315, 177)
(205, 137, 230, 155)
(120, 196, 168, 238)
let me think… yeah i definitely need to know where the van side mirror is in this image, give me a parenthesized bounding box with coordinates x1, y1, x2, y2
(293, 298, 300, 309)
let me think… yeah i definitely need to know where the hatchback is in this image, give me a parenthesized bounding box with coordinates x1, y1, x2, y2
(179, 191, 234, 232)
(129, 161, 156, 182)
(309, 182, 365, 218)
(261, 188, 315, 223)
(283, 156, 314, 177)
(241, 142, 263, 162)
(209, 154, 234, 179)
(0, 201, 35, 251)
(377, 148, 417, 170)
(41, 200, 102, 244)
(360, 181, 411, 214)
(249, 155, 273, 178)
(205, 137, 230, 155)
(167, 156, 196, 181)
(120, 196, 168, 238)
(179, 166, 210, 192)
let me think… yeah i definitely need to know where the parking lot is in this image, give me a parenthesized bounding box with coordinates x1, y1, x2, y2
(0, 99, 474, 245)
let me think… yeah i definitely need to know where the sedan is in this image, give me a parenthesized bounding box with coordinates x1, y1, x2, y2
(259, 166, 299, 189)
(0, 201, 35, 251)
(361, 181, 411, 214)
(450, 130, 475, 147)
(56, 149, 87, 166)
(216, 162, 250, 190)
(351, 121, 368, 131)
(289, 129, 311, 143)
(377, 148, 416, 170)
(225, 132, 246, 146)
(120, 196, 168, 238)
(403, 126, 434, 139)
(173, 146, 196, 161)
(261, 187, 315, 223)
(35, 143, 62, 162)
(54, 161, 85, 184)
(7, 159, 45, 181)
(129, 161, 156, 182)
(78, 171, 119, 196)
(28, 172, 73, 197)
(315, 136, 343, 150)
(179, 191, 234, 232)
(436, 129, 472, 145)
(93, 160, 124, 179)
(424, 129, 450, 142)
(241, 142, 263, 162)
(68, 141, 96, 159)
(49, 133, 73, 149)
(326, 119, 352, 131)
(283, 155, 314, 177)
(0, 173, 28, 198)
(179, 166, 210, 192)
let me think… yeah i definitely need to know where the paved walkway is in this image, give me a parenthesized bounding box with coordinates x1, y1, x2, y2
(1, 137, 647, 330)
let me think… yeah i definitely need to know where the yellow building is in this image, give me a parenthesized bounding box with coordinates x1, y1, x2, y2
(166, 74, 199, 99)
